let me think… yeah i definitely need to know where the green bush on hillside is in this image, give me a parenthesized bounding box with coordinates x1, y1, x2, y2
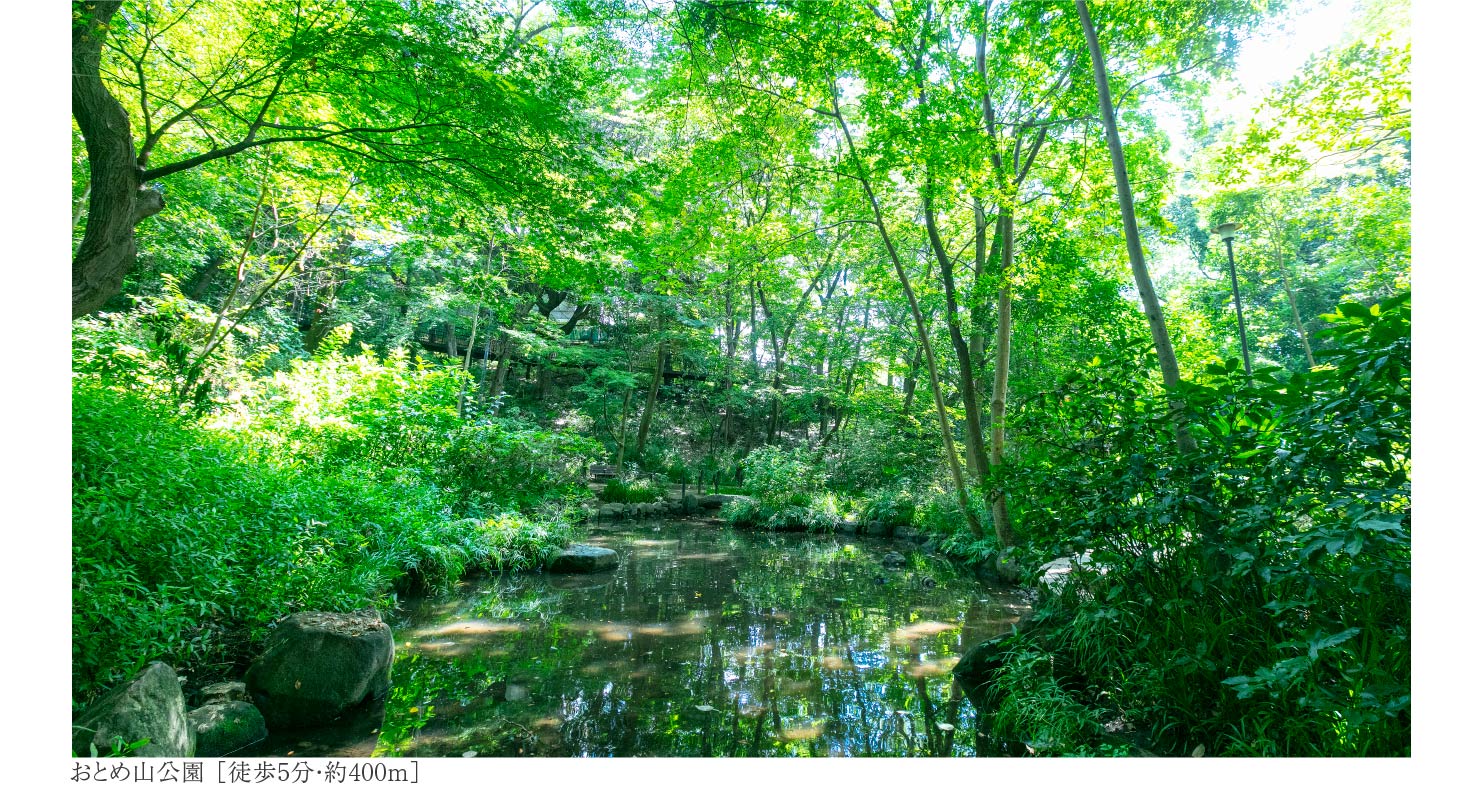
(70, 318, 596, 705)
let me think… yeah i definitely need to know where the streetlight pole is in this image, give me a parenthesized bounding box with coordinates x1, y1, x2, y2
(1216, 221, 1253, 380)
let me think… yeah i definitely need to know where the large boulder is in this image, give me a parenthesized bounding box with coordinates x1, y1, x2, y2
(952, 636, 1011, 711)
(681, 493, 700, 514)
(698, 493, 752, 510)
(245, 609, 394, 729)
(881, 551, 908, 570)
(72, 662, 194, 757)
(894, 527, 925, 544)
(1036, 552, 1105, 600)
(548, 544, 619, 573)
(189, 701, 267, 757)
(863, 520, 895, 538)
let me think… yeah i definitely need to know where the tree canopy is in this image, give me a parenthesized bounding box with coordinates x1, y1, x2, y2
(69, 0, 1410, 759)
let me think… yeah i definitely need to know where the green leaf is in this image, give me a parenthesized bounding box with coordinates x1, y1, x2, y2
(1308, 628, 1361, 660)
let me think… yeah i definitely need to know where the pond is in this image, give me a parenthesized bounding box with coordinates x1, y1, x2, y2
(267, 520, 1032, 757)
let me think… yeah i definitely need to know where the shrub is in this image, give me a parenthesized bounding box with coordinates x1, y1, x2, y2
(859, 484, 915, 529)
(69, 323, 598, 705)
(740, 445, 827, 508)
(983, 647, 1103, 754)
(990, 293, 1411, 756)
(720, 496, 840, 533)
(600, 476, 665, 504)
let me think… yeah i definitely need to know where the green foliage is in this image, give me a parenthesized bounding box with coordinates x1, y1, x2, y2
(69, 0, 1409, 759)
(740, 446, 827, 509)
(74, 733, 151, 758)
(71, 319, 595, 704)
(600, 476, 665, 504)
(993, 293, 1410, 756)
(982, 648, 1103, 755)
(720, 497, 841, 534)
(859, 484, 916, 530)
(227, 345, 601, 511)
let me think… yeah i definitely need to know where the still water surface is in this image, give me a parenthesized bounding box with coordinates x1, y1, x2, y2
(272, 520, 1031, 757)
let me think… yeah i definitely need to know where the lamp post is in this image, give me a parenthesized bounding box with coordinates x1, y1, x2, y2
(1216, 221, 1253, 380)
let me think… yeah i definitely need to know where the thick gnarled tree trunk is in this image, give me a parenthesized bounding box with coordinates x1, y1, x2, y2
(73, 1, 162, 318)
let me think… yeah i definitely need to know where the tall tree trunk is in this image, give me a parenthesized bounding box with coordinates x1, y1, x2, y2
(72, 1, 164, 318)
(475, 332, 494, 404)
(615, 384, 634, 473)
(969, 199, 1000, 443)
(902, 345, 922, 415)
(1076, 0, 1194, 453)
(634, 342, 667, 460)
(487, 338, 515, 409)
(831, 93, 986, 540)
(486, 303, 533, 410)
(457, 311, 482, 418)
(819, 295, 870, 451)
(748, 280, 761, 373)
(444, 321, 458, 357)
(1275, 240, 1317, 370)
(987, 210, 1015, 546)
(923, 183, 991, 489)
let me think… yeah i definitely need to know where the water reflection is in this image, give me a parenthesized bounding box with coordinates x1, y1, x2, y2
(278, 521, 1030, 757)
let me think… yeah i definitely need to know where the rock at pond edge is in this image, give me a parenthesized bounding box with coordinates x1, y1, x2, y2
(245, 609, 394, 730)
(698, 493, 752, 510)
(548, 544, 619, 573)
(198, 681, 249, 706)
(72, 661, 195, 757)
(189, 700, 267, 757)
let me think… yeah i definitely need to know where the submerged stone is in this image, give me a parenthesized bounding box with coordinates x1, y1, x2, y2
(548, 544, 619, 573)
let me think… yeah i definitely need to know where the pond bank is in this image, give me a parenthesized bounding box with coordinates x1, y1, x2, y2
(267, 519, 1032, 757)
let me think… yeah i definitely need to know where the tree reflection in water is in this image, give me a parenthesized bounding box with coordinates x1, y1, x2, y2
(297, 521, 1030, 757)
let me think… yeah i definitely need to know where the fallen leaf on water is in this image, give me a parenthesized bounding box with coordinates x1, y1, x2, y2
(462, 751, 478, 758)
(937, 723, 955, 732)
(695, 705, 716, 712)
(1191, 744, 1205, 758)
